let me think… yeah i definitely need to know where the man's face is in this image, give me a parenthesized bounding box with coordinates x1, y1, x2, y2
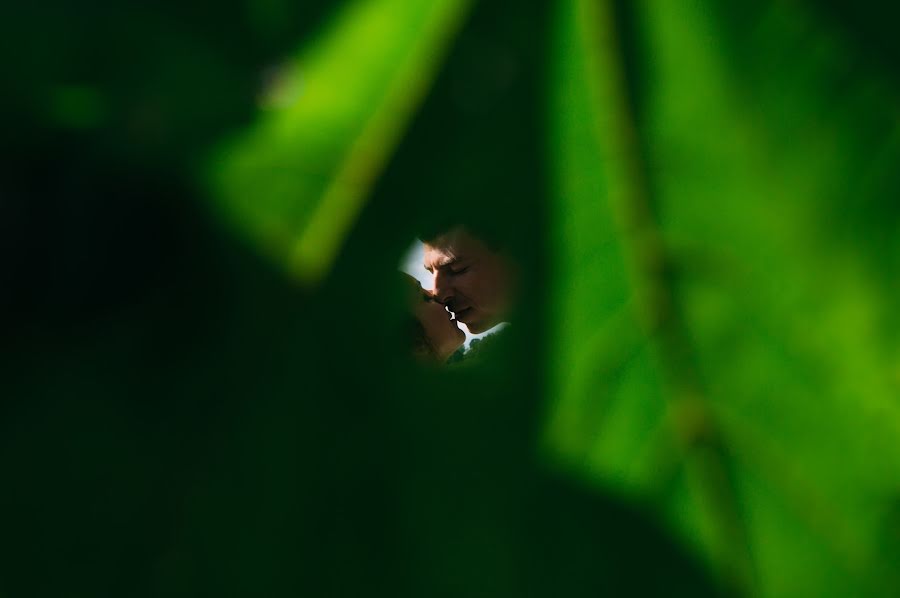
(422, 228, 514, 334)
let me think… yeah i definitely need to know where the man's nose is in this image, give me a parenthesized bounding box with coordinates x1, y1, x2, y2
(431, 270, 453, 304)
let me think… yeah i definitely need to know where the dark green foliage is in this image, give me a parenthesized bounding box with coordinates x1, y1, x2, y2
(3, 0, 899, 596)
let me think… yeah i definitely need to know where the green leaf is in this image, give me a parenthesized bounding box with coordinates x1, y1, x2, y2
(546, 0, 900, 596)
(208, 0, 473, 284)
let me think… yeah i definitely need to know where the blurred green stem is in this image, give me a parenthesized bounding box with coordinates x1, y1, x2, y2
(579, 0, 755, 592)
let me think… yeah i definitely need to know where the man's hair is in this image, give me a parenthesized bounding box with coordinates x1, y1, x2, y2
(419, 224, 503, 253)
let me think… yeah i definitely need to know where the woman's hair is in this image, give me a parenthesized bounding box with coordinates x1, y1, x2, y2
(399, 272, 437, 359)
(408, 315, 435, 358)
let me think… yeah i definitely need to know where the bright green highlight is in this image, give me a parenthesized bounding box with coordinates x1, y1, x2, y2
(210, 0, 472, 284)
(546, 0, 900, 596)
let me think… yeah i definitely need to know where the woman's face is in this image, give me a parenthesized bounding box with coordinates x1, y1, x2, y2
(413, 287, 466, 362)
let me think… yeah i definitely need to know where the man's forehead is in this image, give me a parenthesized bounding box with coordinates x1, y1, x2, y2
(422, 244, 459, 269)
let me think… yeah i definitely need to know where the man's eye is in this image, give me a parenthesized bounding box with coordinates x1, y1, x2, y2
(450, 266, 469, 275)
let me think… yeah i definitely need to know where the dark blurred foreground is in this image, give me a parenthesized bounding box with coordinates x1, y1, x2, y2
(4, 0, 900, 596)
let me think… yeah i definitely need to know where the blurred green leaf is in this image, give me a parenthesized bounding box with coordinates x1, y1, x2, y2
(208, 0, 472, 284)
(546, 0, 900, 596)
